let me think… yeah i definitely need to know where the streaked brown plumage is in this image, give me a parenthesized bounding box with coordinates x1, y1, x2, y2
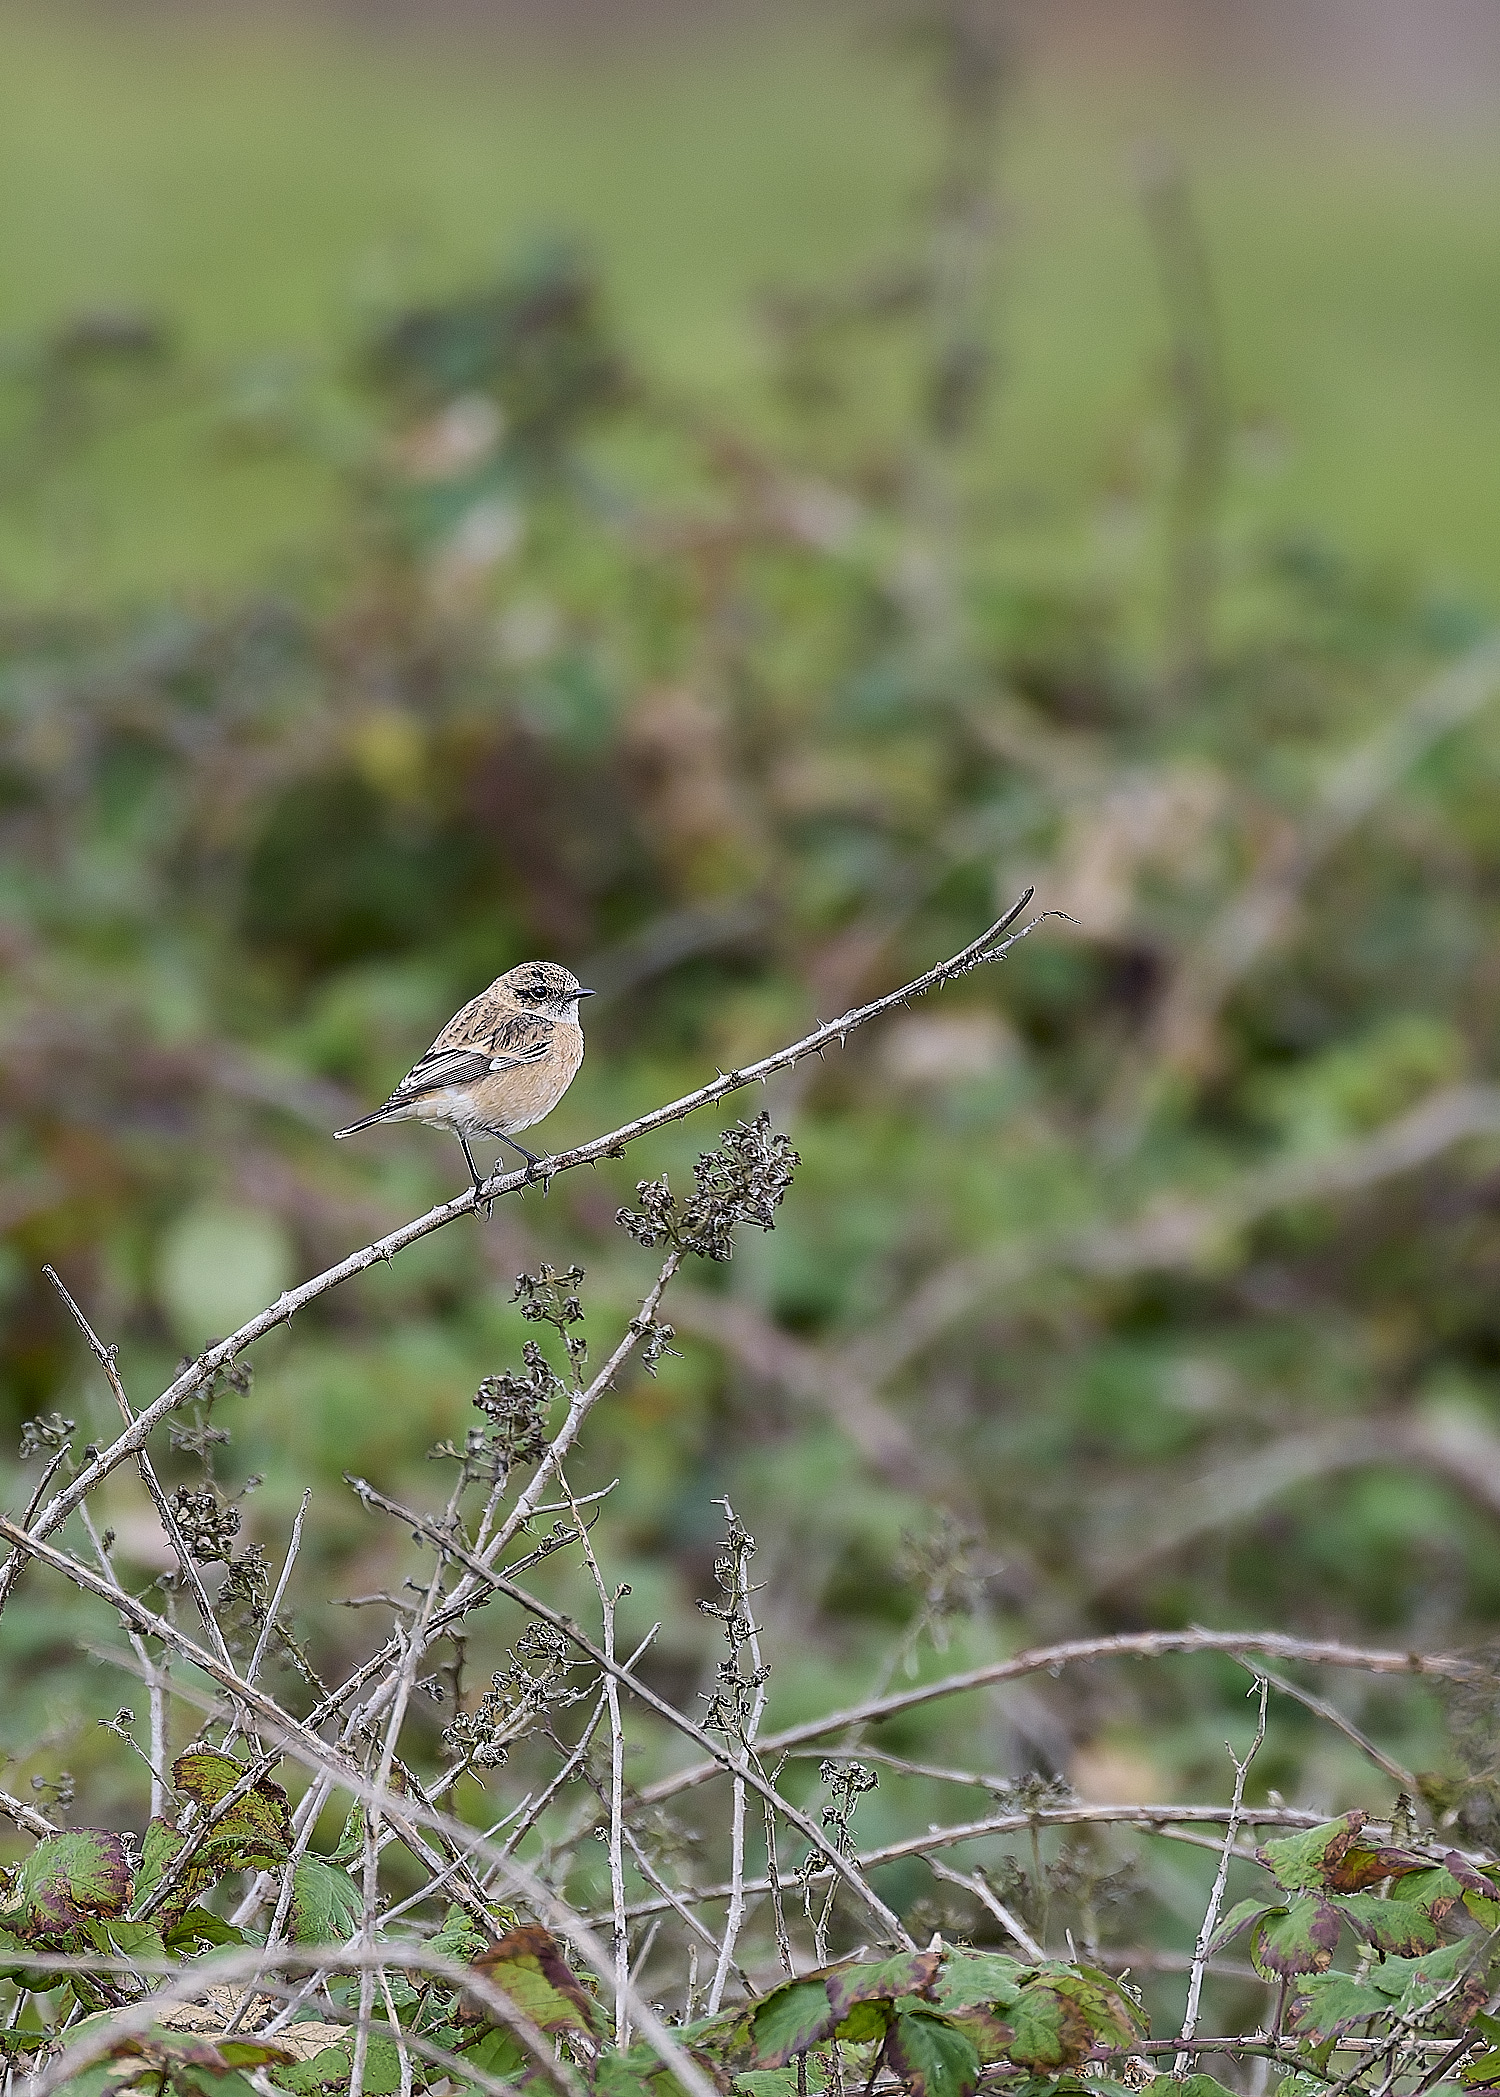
(333, 960, 593, 1188)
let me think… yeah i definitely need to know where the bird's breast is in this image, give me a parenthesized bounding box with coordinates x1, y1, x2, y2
(476, 1021, 584, 1134)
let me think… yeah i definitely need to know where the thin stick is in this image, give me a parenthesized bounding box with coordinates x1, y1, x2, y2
(634, 1628, 1475, 1808)
(0, 895, 1049, 1617)
(1250, 1661, 1417, 1796)
(927, 1858, 1044, 1961)
(1176, 1676, 1269, 2075)
(248, 1489, 312, 1689)
(708, 1502, 767, 2013)
(76, 1502, 170, 1819)
(42, 1264, 237, 1679)
(346, 1476, 913, 1947)
(562, 1470, 631, 2046)
(75, 1625, 726, 2097)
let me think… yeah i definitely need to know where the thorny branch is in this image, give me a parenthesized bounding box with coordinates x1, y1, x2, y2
(0, 892, 1048, 1614)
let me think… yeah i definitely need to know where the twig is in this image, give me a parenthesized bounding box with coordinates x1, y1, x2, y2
(707, 1500, 767, 2013)
(0, 894, 1049, 1616)
(562, 1470, 631, 2045)
(927, 1858, 1044, 1961)
(71, 1628, 728, 2097)
(247, 1489, 312, 1689)
(42, 1263, 237, 1681)
(1176, 1676, 1268, 2074)
(0, 1788, 59, 1839)
(634, 1628, 1474, 1807)
(344, 1476, 913, 1947)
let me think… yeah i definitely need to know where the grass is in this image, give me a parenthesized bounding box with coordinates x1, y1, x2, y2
(1, 3, 1499, 606)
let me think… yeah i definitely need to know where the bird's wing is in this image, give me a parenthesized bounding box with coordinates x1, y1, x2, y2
(387, 1012, 553, 1103)
(385, 1045, 495, 1101)
(484, 1012, 557, 1069)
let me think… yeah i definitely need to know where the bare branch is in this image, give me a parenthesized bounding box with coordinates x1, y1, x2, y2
(633, 1626, 1474, 1807)
(0, 894, 1049, 1614)
(345, 1475, 914, 1947)
(1176, 1676, 1268, 2070)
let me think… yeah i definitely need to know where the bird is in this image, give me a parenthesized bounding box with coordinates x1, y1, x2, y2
(333, 960, 594, 1193)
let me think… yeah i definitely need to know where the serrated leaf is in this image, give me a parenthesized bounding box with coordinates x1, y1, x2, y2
(826, 1950, 941, 2019)
(329, 1803, 367, 1868)
(288, 1856, 364, 1945)
(79, 1918, 165, 1969)
(455, 2025, 527, 2082)
(936, 1950, 1027, 2013)
(1209, 1897, 1282, 1955)
(732, 2072, 830, 2097)
(1006, 1984, 1097, 2070)
(593, 2042, 732, 2097)
(1389, 1869, 1465, 1923)
(1037, 1973, 1141, 2055)
(1337, 1892, 1439, 1955)
(884, 2008, 980, 2097)
(1462, 2049, 1500, 2087)
(269, 2034, 403, 2094)
(748, 1981, 837, 2067)
(940, 2007, 1015, 2063)
(163, 1907, 248, 1951)
(833, 2002, 893, 2046)
(1258, 1814, 1425, 1896)
(1250, 1896, 1342, 1979)
(423, 1902, 495, 1967)
(1179, 2078, 1239, 2097)
(473, 1924, 609, 2043)
(3, 1830, 132, 1940)
(1292, 1972, 1390, 2038)
(173, 1750, 292, 1850)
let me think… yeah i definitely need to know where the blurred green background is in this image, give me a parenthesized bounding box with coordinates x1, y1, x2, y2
(6, 0, 1500, 2010)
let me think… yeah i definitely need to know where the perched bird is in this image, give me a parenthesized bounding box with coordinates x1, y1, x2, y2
(334, 960, 594, 1191)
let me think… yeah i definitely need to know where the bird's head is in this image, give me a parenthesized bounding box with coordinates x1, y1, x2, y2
(499, 961, 595, 1020)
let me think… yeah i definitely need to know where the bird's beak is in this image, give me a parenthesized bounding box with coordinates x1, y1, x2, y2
(576, 986, 597, 997)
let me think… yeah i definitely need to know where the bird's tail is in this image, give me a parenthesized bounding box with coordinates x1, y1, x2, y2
(333, 1108, 393, 1140)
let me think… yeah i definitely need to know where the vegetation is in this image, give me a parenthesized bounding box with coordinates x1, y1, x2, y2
(3, 4, 1500, 2093)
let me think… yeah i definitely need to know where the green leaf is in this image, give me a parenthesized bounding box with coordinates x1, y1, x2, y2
(825, 1950, 941, 2019)
(271, 2035, 403, 2095)
(731, 2072, 829, 2097)
(164, 1907, 249, 1951)
(329, 1803, 367, 1867)
(1389, 1868, 1465, 1922)
(2, 1830, 132, 1939)
(456, 2025, 527, 2080)
(1179, 2078, 1240, 2097)
(288, 1856, 364, 1945)
(79, 1918, 166, 1969)
(936, 1951, 1027, 2013)
(1336, 1892, 1439, 1956)
(748, 1981, 836, 2067)
(1258, 1814, 1424, 1896)
(1208, 1897, 1281, 1955)
(1006, 1985, 1097, 2071)
(173, 1750, 292, 1853)
(424, 1902, 496, 1966)
(939, 2007, 1015, 2065)
(1250, 1896, 1342, 1979)
(883, 2008, 980, 2097)
(473, 1924, 610, 2043)
(0, 1922, 69, 1990)
(594, 2045, 732, 2097)
(1292, 1972, 1390, 2038)
(833, 2002, 893, 2046)
(1463, 2050, 1500, 2088)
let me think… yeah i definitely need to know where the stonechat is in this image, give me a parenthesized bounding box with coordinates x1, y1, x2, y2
(334, 960, 594, 1190)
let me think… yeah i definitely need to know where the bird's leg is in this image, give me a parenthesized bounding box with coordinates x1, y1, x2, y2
(495, 1131, 553, 1187)
(457, 1133, 493, 1216)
